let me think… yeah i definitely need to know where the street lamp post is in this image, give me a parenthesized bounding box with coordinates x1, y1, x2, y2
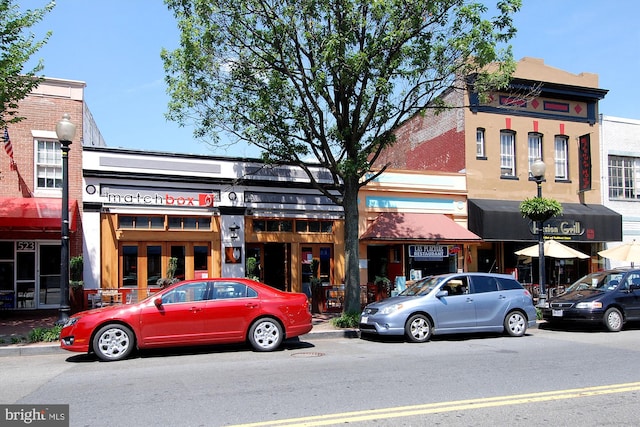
(56, 114, 76, 325)
(531, 158, 547, 306)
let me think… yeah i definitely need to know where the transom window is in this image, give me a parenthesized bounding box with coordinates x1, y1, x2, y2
(36, 140, 62, 189)
(555, 136, 569, 180)
(296, 220, 333, 233)
(118, 215, 211, 230)
(500, 131, 516, 177)
(252, 219, 293, 232)
(168, 217, 211, 230)
(253, 219, 333, 233)
(609, 156, 640, 199)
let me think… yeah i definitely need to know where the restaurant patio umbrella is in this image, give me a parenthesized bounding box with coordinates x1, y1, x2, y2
(514, 240, 590, 259)
(598, 240, 640, 266)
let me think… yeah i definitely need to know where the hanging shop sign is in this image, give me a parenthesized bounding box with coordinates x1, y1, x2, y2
(409, 245, 448, 258)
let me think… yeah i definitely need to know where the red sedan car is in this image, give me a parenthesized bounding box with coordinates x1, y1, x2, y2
(60, 278, 312, 361)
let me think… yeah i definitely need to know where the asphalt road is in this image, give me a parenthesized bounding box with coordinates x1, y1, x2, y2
(3, 324, 640, 426)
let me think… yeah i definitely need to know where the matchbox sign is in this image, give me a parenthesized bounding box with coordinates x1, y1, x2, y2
(99, 185, 220, 207)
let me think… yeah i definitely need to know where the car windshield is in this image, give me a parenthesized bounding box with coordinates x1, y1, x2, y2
(565, 272, 626, 293)
(399, 276, 440, 296)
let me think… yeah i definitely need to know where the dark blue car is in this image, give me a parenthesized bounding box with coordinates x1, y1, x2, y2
(542, 268, 640, 331)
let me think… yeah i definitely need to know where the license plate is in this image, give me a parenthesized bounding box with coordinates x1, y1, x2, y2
(552, 309, 563, 317)
(361, 316, 368, 324)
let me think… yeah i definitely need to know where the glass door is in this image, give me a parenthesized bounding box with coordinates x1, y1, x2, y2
(38, 244, 61, 308)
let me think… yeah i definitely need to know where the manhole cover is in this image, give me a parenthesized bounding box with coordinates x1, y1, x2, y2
(291, 352, 325, 358)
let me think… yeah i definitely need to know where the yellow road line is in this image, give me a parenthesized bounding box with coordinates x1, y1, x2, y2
(229, 381, 640, 427)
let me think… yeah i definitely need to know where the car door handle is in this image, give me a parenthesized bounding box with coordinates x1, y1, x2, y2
(245, 303, 259, 309)
(191, 306, 202, 313)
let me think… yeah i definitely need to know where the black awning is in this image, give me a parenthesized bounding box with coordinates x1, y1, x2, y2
(468, 199, 622, 242)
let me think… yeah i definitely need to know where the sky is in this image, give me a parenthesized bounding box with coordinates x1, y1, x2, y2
(23, 0, 640, 157)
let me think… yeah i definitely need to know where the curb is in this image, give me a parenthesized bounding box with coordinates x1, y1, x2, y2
(0, 328, 359, 357)
(0, 342, 62, 357)
(300, 328, 359, 340)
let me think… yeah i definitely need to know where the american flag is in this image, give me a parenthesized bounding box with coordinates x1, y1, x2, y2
(3, 127, 16, 170)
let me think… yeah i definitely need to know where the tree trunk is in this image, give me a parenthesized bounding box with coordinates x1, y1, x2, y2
(343, 176, 361, 313)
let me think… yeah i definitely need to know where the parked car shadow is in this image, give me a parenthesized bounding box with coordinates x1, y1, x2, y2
(539, 320, 640, 333)
(359, 330, 531, 344)
(64, 338, 315, 362)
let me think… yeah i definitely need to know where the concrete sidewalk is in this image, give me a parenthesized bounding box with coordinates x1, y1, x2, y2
(0, 310, 358, 357)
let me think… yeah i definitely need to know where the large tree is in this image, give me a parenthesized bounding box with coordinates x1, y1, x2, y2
(162, 0, 521, 312)
(0, 0, 55, 128)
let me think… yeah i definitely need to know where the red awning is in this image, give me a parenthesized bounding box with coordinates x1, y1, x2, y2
(0, 197, 78, 231)
(360, 212, 481, 242)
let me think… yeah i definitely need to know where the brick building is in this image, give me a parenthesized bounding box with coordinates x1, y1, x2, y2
(0, 77, 104, 309)
(374, 58, 622, 292)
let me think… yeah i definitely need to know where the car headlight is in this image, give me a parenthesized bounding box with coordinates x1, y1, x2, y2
(63, 317, 79, 328)
(380, 303, 403, 315)
(575, 301, 603, 309)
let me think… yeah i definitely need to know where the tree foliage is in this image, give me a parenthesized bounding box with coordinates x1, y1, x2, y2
(162, 0, 521, 311)
(0, 0, 55, 128)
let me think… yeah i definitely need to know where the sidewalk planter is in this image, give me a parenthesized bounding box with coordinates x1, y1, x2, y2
(69, 282, 84, 314)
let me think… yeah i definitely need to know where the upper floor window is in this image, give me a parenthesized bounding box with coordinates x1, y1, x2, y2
(36, 140, 61, 189)
(555, 136, 569, 180)
(476, 128, 485, 158)
(527, 133, 542, 174)
(500, 131, 516, 177)
(609, 156, 640, 199)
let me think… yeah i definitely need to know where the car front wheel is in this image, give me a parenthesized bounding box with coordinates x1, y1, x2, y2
(604, 307, 623, 332)
(92, 324, 135, 361)
(504, 310, 527, 337)
(248, 318, 283, 351)
(405, 314, 432, 343)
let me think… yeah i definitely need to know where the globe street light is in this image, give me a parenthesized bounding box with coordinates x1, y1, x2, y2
(56, 114, 76, 325)
(531, 158, 547, 306)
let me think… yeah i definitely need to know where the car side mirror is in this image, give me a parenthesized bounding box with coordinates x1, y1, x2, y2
(153, 297, 163, 307)
(436, 290, 448, 298)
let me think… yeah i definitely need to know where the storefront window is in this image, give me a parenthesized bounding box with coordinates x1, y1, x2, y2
(320, 247, 331, 284)
(171, 245, 186, 281)
(194, 245, 208, 278)
(147, 246, 162, 286)
(123, 246, 138, 287)
(0, 242, 14, 292)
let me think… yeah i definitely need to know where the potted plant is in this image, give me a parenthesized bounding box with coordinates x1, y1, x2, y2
(519, 197, 563, 222)
(157, 257, 179, 288)
(374, 275, 391, 299)
(69, 256, 84, 313)
(246, 256, 260, 281)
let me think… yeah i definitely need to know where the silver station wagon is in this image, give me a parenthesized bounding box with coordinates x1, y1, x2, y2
(359, 273, 537, 342)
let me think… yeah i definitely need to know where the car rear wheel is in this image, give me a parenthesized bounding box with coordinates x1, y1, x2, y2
(248, 318, 283, 351)
(504, 310, 527, 337)
(92, 324, 135, 361)
(405, 314, 432, 343)
(604, 307, 623, 332)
